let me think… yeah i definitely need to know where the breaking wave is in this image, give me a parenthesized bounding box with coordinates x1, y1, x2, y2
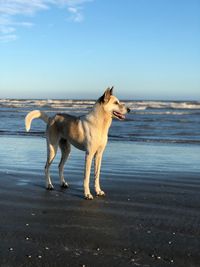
(1, 99, 200, 111)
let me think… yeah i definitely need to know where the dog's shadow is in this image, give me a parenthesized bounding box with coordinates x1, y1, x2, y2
(28, 181, 108, 203)
(29, 181, 83, 199)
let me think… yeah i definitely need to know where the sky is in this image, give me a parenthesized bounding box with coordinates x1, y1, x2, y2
(0, 0, 199, 100)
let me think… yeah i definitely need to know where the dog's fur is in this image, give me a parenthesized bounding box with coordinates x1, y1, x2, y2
(25, 87, 130, 199)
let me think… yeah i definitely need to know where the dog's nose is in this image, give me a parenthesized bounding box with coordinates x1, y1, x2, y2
(127, 107, 131, 113)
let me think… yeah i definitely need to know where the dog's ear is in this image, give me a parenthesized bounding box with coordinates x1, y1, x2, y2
(99, 87, 112, 103)
(110, 86, 114, 95)
(104, 88, 112, 102)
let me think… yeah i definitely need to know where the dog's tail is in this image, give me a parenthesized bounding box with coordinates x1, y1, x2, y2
(25, 110, 49, 132)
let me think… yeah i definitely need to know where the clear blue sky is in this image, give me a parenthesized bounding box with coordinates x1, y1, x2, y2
(0, 0, 199, 100)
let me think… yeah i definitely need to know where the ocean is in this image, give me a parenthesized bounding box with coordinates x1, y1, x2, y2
(0, 99, 200, 144)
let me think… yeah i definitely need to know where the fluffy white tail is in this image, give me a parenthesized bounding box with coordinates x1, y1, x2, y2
(25, 110, 49, 132)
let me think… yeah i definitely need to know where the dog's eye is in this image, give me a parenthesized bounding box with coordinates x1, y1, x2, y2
(114, 101, 119, 105)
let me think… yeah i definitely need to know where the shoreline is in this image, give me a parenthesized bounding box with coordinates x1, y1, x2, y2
(1, 133, 200, 146)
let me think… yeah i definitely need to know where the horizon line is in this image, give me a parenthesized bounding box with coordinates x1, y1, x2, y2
(0, 97, 199, 102)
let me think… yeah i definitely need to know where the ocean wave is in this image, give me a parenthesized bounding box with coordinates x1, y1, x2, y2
(133, 111, 199, 115)
(125, 101, 200, 110)
(0, 99, 95, 110)
(1, 99, 200, 110)
(0, 130, 45, 137)
(109, 135, 200, 144)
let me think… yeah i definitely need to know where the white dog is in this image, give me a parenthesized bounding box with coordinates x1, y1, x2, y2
(25, 87, 130, 199)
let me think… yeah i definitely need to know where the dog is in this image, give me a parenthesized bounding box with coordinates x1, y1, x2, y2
(25, 87, 130, 199)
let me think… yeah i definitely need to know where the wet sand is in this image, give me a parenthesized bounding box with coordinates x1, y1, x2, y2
(0, 136, 200, 267)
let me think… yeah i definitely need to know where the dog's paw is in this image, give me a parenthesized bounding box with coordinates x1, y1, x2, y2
(96, 190, 106, 197)
(61, 182, 69, 188)
(46, 184, 54, 190)
(84, 193, 94, 200)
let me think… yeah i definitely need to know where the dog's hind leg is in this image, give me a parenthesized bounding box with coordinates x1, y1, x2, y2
(45, 141, 58, 190)
(58, 138, 71, 188)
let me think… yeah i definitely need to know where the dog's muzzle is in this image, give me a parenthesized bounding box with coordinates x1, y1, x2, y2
(113, 111, 125, 120)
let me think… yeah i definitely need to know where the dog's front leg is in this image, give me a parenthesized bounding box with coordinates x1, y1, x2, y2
(94, 151, 105, 197)
(84, 152, 93, 200)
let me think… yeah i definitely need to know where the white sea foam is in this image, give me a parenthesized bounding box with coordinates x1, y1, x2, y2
(0, 99, 200, 110)
(134, 110, 197, 115)
(125, 101, 200, 110)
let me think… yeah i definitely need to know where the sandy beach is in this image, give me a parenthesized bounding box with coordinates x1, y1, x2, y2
(0, 136, 200, 267)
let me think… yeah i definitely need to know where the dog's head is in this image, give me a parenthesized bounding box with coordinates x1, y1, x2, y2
(98, 87, 130, 120)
